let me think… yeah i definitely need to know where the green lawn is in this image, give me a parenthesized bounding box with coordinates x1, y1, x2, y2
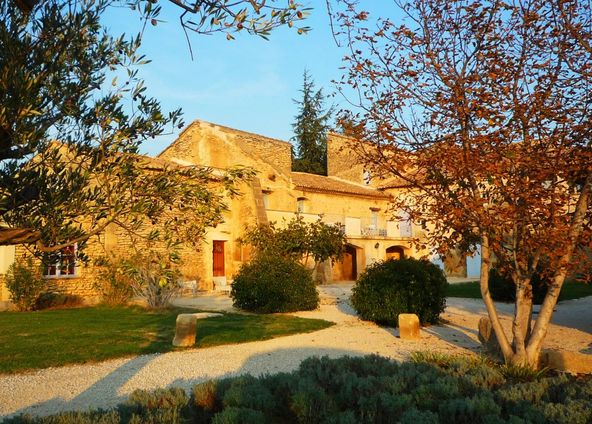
(446, 280, 592, 301)
(446, 281, 482, 299)
(0, 306, 333, 374)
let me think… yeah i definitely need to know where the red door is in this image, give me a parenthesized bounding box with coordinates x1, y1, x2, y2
(213, 241, 225, 277)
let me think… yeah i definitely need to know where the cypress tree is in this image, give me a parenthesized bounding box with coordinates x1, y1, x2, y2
(291, 71, 333, 175)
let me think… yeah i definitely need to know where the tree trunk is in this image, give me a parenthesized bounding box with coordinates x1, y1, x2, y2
(524, 173, 592, 367)
(526, 172, 592, 366)
(524, 275, 564, 367)
(312, 261, 328, 284)
(511, 278, 533, 366)
(480, 234, 514, 362)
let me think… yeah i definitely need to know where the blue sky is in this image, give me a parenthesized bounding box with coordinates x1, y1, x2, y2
(102, 2, 400, 156)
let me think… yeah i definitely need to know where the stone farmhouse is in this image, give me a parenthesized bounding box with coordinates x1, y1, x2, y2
(0, 120, 458, 303)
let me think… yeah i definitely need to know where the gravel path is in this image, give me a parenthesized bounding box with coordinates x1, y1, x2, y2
(0, 285, 590, 419)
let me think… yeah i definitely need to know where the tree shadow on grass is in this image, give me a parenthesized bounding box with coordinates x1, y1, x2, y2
(2, 314, 178, 421)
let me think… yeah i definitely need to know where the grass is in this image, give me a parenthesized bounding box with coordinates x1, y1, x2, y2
(0, 306, 333, 374)
(446, 280, 592, 301)
(446, 281, 482, 299)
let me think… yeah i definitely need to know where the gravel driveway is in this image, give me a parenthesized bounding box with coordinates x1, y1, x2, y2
(0, 284, 590, 419)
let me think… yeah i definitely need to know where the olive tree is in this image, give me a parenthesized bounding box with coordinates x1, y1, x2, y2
(1, 0, 303, 254)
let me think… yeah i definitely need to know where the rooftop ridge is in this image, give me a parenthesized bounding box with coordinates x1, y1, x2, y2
(158, 119, 292, 158)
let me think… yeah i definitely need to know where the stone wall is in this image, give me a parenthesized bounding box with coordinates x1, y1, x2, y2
(11, 235, 107, 302)
(3, 218, 210, 305)
(102, 222, 209, 290)
(160, 120, 292, 177)
(327, 133, 367, 185)
(234, 132, 292, 176)
(0, 274, 9, 304)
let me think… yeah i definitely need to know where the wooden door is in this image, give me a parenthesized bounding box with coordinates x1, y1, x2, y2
(345, 245, 357, 280)
(213, 241, 225, 277)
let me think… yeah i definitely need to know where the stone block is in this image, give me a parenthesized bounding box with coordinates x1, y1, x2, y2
(541, 349, 592, 374)
(478, 316, 502, 356)
(399, 313, 420, 340)
(172, 314, 197, 347)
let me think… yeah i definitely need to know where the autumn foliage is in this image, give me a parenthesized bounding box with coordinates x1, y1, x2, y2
(336, 0, 591, 367)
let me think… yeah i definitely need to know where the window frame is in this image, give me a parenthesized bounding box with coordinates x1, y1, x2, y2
(296, 197, 307, 214)
(43, 244, 79, 279)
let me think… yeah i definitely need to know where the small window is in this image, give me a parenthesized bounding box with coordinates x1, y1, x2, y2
(43, 245, 77, 277)
(297, 199, 305, 213)
(297, 197, 307, 213)
(399, 210, 413, 237)
(371, 210, 378, 229)
(363, 170, 372, 185)
(262, 193, 270, 209)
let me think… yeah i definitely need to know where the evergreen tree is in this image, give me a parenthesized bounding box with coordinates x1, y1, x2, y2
(291, 71, 333, 175)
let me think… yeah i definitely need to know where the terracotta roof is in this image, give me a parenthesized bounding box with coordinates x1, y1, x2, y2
(377, 176, 413, 189)
(291, 172, 390, 199)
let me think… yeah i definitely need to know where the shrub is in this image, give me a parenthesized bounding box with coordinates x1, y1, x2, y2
(211, 407, 266, 424)
(351, 258, 448, 327)
(193, 380, 220, 412)
(34, 292, 83, 310)
(5, 257, 45, 311)
(222, 375, 275, 414)
(121, 388, 188, 424)
(489, 268, 548, 305)
(94, 256, 134, 306)
(6, 354, 592, 424)
(121, 251, 181, 309)
(230, 255, 319, 313)
(2, 411, 121, 424)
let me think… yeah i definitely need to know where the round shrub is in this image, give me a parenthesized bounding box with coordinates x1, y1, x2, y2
(351, 258, 448, 326)
(230, 255, 319, 313)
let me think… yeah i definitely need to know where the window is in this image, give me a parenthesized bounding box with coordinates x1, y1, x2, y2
(371, 210, 378, 229)
(399, 210, 413, 237)
(297, 197, 307, 213)
(363, 170, 372, 185)
(43, 245, 77, 277)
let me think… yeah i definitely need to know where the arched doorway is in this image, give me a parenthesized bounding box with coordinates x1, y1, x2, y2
(386, 245, 405, 260)
(332, 244, 358, 281)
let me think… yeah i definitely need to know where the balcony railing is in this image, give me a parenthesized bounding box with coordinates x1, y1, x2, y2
(361, 226, 388, 237)
(265, 210, 412, 239)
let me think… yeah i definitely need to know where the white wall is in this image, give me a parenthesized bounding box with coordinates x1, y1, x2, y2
(467, 245, 481, 278)
(0, 245, 15, 274)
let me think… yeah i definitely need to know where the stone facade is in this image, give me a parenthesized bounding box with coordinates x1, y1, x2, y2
(327, 133, 369, 186)
(4, 234, 108, 303)
(0, 119, 436, 303)
(158, 120, 429, 284)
